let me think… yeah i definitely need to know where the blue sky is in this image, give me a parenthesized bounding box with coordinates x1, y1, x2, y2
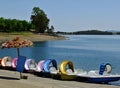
(0, 0, 120, 32)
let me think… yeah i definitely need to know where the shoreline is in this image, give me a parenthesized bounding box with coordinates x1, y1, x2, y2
(0, 69, 120, 88)
(0, 34, 120, 88)
(0, 33, 66, 43)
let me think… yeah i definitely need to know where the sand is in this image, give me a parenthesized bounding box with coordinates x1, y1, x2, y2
(0, 70, 119, 88)
(0, 33, 66, 43)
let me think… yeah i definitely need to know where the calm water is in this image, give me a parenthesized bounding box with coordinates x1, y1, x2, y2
(0, 35, 120, 85)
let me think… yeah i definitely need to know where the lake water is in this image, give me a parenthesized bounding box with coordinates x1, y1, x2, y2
(0, 35, 120, 85)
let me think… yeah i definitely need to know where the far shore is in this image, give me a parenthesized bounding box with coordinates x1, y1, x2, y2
(0, 33, 66, 43)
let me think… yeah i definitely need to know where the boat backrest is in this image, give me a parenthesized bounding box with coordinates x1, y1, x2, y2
(99, 63, 112, 75)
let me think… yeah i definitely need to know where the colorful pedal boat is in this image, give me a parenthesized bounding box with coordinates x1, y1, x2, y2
(77, 63, 120, 83)
(34, 59, 60, 79)
(1, 56, 12, 70)
(77, 71, 120, 83)
(43, 59, 59, 78)
(24, 59, 37, 73)
(58, 60, 77, 80)
(12, 57, 18, 69)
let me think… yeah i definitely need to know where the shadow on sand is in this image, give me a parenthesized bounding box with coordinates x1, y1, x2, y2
(0, 76, 20, 80)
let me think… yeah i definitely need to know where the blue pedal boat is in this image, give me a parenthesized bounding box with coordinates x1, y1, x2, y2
(77, 63, 120, 83)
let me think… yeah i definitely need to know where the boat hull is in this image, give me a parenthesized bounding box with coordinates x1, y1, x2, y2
(77, 75, 120, 83)
(61, 74, 77, 80)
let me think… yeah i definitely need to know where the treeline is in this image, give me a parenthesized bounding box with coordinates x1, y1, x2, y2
(0, 17, 35, 32)
(0, 7, 55, 34)
(56, 30, 115, 35)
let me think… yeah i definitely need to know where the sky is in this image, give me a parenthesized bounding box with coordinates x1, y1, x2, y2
(0, 0, 120, 32)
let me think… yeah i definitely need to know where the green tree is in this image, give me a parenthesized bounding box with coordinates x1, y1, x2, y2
(0, 17, 5, 31)
(30, 7, 49, 33)
(0, 17, 34, 32)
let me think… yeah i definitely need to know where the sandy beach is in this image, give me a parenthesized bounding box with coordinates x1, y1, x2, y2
(0, 33, 66, 43)
(0, 69, 119, 88)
